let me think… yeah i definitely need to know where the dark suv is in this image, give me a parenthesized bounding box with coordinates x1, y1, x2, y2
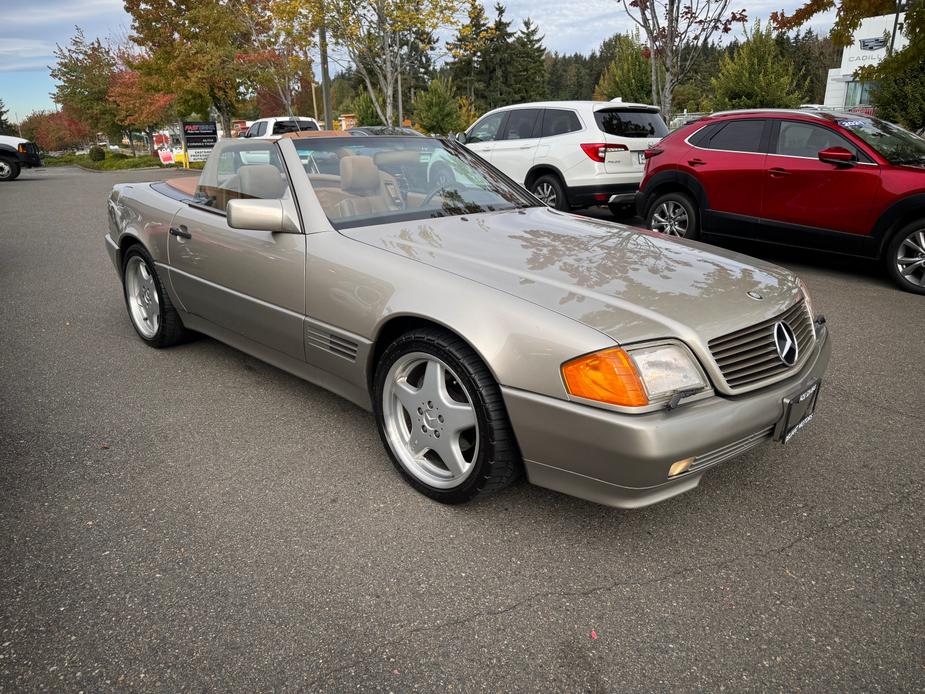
(635, 110, 925, 294)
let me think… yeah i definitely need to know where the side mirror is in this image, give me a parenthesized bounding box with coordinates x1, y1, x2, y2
(818, 146, 856, 166)
(226, 198, 299, 233)
(453, 131, 468, 145)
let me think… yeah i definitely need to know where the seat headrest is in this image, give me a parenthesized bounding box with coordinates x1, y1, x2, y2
(237, 164, 286, 199)
(340, 155, 381, 195)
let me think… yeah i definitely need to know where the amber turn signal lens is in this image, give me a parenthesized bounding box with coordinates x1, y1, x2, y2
(562, 348, 649, 407)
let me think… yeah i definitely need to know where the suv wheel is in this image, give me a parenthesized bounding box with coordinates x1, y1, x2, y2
(531, 174, 568, 211)
(0, 159, 19, 182)
(647, 192, 698, 240)
(886, 221, 925, 294)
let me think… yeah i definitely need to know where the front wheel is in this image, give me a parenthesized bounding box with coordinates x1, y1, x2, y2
(646, 192, 699, 239)
(885, 222, 925, 294)
(121, 245, 189, 347)
(373, 328, 521, 504)
(0, 159, 19, 182)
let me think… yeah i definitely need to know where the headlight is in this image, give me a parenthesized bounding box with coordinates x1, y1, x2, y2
(562, 344, 705, 408)
(627, 344, 705, 401)
(797, 278, 816, 337)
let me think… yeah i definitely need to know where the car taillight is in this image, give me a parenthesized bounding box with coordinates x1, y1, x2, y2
(643, 147, 664, 160)
(580, 143, 628, 162)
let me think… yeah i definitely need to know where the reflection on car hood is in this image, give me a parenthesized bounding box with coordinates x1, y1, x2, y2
(340, 206, 801, 344)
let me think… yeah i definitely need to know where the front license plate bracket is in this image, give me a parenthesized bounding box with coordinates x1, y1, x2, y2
(774, 379, 821, 444)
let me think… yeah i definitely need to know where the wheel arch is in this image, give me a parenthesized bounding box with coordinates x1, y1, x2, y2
(367, 314, 499, 393)
(870, 193, 925, 258)
(638, 170, 708, 219)
(524, 164, 566, 190)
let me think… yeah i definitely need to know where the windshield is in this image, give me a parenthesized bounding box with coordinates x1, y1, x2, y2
(836, 116, 925, 165)
(293, 136, 536, 229)
(595, 109, 668, 138)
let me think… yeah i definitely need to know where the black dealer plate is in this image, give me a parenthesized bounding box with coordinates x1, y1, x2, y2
(774, 379, 821, 444)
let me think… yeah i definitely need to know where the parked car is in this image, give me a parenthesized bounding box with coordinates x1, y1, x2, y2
(104, 133, 830, 509)
(636, 109, 925, 294)
(348, 126, 423, 137)
(456, 101, 668, 216)
(243, 116, 320, 138)
(0, 135, 43, 181)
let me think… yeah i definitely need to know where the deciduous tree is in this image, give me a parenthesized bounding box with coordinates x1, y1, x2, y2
(50, 29, 121, 139)
(616, 0, 747, 120)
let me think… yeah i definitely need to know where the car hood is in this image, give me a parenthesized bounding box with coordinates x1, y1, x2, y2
(340, 206, 802, 345)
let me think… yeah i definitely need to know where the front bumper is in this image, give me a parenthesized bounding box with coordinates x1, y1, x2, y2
(502, 323, 831, 509)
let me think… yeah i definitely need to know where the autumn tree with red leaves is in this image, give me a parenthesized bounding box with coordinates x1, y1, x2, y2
(108, 68, 175, 153)
(20, 110, 92, 152)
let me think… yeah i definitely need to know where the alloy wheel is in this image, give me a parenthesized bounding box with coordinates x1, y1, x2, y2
(534, 182, 557, 208)
(382, 352, 480, 489)
(896, 228, 925, 288)
(125, 255, 160, 338)
(0, 161, 11, 179)
(650, 200, 689, 237)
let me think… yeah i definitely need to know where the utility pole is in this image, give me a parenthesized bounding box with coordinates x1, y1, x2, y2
(319, 2, 333, 130)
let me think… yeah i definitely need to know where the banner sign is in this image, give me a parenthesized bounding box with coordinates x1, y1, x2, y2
(157, 149, 175, 165)
(181, 121, 217, 149)
(186, 148, 211, 162)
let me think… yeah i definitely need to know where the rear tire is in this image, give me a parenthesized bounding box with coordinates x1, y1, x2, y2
(121, 245, 189, 347)
(646, 191, 699, 240)
(530, 174, 568, 211)
(885, 221, 925, 294)
(0, 159, 19, 182)
(373, 327, 522, 504)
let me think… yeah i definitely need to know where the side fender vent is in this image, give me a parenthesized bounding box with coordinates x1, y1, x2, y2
(306, 325, 359, 362)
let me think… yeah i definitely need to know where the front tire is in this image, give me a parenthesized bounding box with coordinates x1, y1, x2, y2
(885, 221, 925, 294)
(0, 159, 19, 182)
(646, 191, 699, 239)
(531, 174, 568, 211)
(373, 328, 521, 504)
(121, 245, 188, 347)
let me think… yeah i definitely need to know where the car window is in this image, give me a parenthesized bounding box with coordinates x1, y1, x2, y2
(776, 121, 863, 159)
(468, 112, 506, 143)
(836, 116, 925, 165)
(272, 119, 318, 135)
(594, 109, 668, 138)
(252, 121, 267, 137)
(541, 109, 582, 137)
(500, 109, 541, 140)
(703, 120, 765, 153)
(195, 141, 290, 214)
(293, 136, 536, 229)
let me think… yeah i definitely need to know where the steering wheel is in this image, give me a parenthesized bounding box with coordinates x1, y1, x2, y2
(421, 185, 450, 208)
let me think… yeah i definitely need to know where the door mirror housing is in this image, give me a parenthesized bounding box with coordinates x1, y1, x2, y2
(818, 146, 856, 166)
(452, 131, 467, 145)
(226, 198, 300, 233)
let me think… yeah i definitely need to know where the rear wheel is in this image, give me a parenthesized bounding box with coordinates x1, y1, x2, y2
(646, 192, 699, 240)
(885, 221, 925, 294)
(373, 328, 521, 504)
(0, 159, 19, 182)
(121, 245, 189, 347)
(531, 174, 568, 211)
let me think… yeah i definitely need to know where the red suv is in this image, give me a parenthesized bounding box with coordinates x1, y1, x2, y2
(636, 110, 925, 294)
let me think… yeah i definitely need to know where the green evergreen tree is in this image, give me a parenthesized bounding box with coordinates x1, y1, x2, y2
(509, 18, 547, 103)
(593, 33, 652, 103)
(0, 99, 16, 136)
(413, 77, 464, 134)
(446, 0, 492, 104)
(350, 91, 384, 126)
(873, 54, 925, 131)
(711, 21, 805, 110)
(479, 3, 516, 109)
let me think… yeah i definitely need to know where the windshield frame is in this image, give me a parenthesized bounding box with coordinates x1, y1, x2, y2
(835, 116, 925, 165)
(290, 135, 542, 231)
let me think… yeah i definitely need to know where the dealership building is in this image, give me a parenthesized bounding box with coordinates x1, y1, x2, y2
(823, 12, 908, 109)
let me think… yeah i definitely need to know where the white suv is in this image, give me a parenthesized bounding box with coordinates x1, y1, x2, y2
(458, 101, 667, 214)
(243, 116, 319, 138)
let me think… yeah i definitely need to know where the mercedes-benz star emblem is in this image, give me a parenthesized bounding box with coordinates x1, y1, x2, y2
(773, 321, 799, 366)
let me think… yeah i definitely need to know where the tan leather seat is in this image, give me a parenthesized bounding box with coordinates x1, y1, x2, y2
(335, 156, 393, 218)
(237, 164, 287, 199)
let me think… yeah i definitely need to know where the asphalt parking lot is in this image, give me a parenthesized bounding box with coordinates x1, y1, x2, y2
(1, 166, 922, 692)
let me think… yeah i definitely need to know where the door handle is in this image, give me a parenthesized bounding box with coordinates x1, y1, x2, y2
(688, 158, 706, 166)
(169, 225, 191, 239)
(768, 167, 791, 177)
(518, 143, 532, 149)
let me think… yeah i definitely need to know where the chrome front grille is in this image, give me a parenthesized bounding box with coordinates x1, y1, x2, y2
(689, 427, 774, 474)
(708, 301, 815, 391)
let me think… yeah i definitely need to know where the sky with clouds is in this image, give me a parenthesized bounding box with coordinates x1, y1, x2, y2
(0, 0, 835, 121)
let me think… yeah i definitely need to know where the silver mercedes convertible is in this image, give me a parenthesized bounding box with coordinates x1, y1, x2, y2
(105, 133, 831, 508)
